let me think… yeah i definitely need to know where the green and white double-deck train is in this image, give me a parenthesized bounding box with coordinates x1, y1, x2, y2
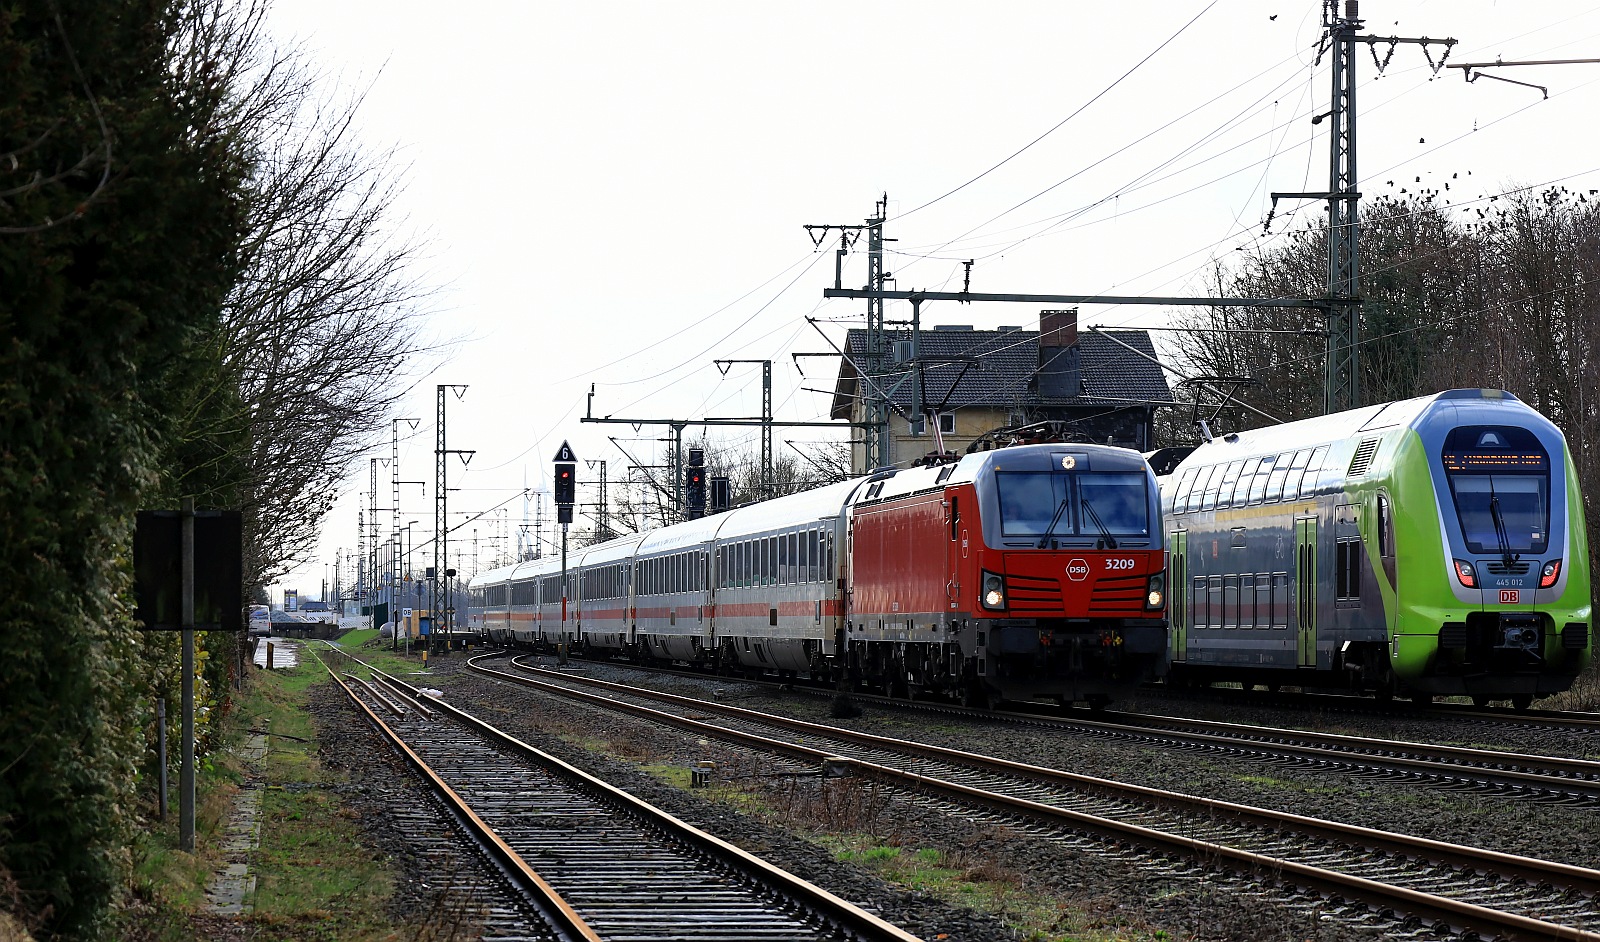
(1159, 389, 1592, 707)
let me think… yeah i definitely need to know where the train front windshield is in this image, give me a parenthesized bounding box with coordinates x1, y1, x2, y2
(1441, 425, 1551, 555)
(997, 471, 1150, 540)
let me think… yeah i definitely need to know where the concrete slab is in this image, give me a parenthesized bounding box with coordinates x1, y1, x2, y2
(203, 732, 269, 914)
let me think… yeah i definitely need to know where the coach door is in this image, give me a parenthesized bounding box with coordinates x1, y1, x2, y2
(1168, 529, 1188, 662)
(1295, 516, 1318, 668)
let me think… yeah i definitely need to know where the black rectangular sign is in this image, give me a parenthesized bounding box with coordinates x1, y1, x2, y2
(134, 510, 243, 631)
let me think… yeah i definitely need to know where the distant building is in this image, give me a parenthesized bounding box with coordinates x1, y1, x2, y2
(830, 308, 1171, 474)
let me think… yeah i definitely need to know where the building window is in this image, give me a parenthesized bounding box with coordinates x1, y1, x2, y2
(908, 412, 956, 435)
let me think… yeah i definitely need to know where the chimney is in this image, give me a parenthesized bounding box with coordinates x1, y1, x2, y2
(1039, 308, 1078, 349)
(1036, 308, 1081, 399)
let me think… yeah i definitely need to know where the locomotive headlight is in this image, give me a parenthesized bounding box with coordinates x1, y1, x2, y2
(981, 571, 1007, 611)
(1540, 559, 1562, 588)
(1145, 572, 1165, 610)
(1453, 559, 1477, 588)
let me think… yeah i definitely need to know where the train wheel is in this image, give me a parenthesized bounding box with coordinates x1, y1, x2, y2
(1086, 694, 1111, 712)
(1471, 695, 1490, 709)
(1512, 694, 1533, 712)
(961, 682, 996, 710)
(1409, 691, 1432, 706)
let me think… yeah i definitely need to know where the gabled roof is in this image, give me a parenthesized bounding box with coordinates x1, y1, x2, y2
(830, 327, 1171, 419)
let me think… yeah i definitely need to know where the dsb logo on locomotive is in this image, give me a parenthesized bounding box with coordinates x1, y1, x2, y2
(1065, 559, 1090, 582)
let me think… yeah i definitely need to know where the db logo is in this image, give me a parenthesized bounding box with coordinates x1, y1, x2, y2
(1499, 589, 1520, 604)
(1066, 558, 1090, 582)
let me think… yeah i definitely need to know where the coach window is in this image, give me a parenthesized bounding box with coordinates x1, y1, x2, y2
(1191, 576, 1207, 628)
(1171, 468, 1198, 514)
(1187, 465, 1214, 512)
(1298, 446, 1329, 499)
(1223, 575, 1240, 627)
(1198, 465, 1224, 511)
(1207, 575, 1223, 628)
(1336, 539, 1362, 601)
(1248, 456, 1274, 504)
(1265, 453, 1292, 501)
(1227, 458, 1259, 507)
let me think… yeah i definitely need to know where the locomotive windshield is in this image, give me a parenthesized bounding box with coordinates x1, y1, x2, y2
(1441, 425, 1550, 555)
(996, 471, 1150, 540)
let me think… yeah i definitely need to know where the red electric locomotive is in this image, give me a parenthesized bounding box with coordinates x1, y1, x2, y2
(845, 442, 1168, 707)
(470, 441, 1167, 708)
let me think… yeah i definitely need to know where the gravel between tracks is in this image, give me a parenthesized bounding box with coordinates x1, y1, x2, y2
(421, 656, 1409, 941)
(322, 650, 1600, 940)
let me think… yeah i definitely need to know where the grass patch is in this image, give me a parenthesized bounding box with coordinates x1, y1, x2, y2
(117, 653, 409, 941)
(824, 834, 1164, 942)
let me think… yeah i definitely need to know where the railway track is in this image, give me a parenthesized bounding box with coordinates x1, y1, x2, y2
(511, 649, 1600, 803)
(320, 647, 923, 942)
(478, 652, 1600, 942)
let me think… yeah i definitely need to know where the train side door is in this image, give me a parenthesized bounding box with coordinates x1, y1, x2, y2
(1168, 529, 1188, 662)
(946, 494, 963, 612)
(1295, 516, 1318, 668)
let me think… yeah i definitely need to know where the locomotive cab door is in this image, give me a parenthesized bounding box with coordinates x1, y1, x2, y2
(1168, 529, 1188, 662)
(1295, 516, 1318, 668)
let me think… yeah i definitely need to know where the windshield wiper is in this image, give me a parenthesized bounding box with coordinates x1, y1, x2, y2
(1082, 498, 1118, 550)
(1488, 477, 1517, 569)
(1037, 498, 1070, 549)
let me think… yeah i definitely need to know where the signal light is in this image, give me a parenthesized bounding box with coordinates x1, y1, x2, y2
(1540, 559, 1562, 588)
(554, 462, 576, 505)
(1453, 559, 1477, 588)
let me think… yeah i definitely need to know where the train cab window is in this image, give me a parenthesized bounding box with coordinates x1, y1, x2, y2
(1377, 494, 1392, 558)
(1441, 425, 1551, 556)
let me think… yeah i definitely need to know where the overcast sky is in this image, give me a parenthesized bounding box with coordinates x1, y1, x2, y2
(262, 1, 1600, 603)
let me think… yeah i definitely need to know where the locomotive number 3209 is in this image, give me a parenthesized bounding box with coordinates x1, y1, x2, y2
(1105, 558, 1137, 571)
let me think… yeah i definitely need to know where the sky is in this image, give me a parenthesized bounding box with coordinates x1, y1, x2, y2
(261, 0, 1600, 605)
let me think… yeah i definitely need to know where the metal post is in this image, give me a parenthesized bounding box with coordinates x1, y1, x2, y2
(156, 697, 167, 821)
(1324, 1, 1361, 414)
(558, 524, 569, 665)
(180, 497, 195, 851)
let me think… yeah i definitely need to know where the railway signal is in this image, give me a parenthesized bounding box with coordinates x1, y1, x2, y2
(554, 441, 576, 524)
(686, 448, 706, 519)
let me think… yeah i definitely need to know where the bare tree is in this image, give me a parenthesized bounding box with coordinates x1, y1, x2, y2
(158, 3, 443, 590)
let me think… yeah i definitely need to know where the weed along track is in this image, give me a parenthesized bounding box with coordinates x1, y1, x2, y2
(467, 652, 1600, 941)
(320, 647, 924, 942)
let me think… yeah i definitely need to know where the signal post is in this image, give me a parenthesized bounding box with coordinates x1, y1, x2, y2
(554, 442, 576, 664)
